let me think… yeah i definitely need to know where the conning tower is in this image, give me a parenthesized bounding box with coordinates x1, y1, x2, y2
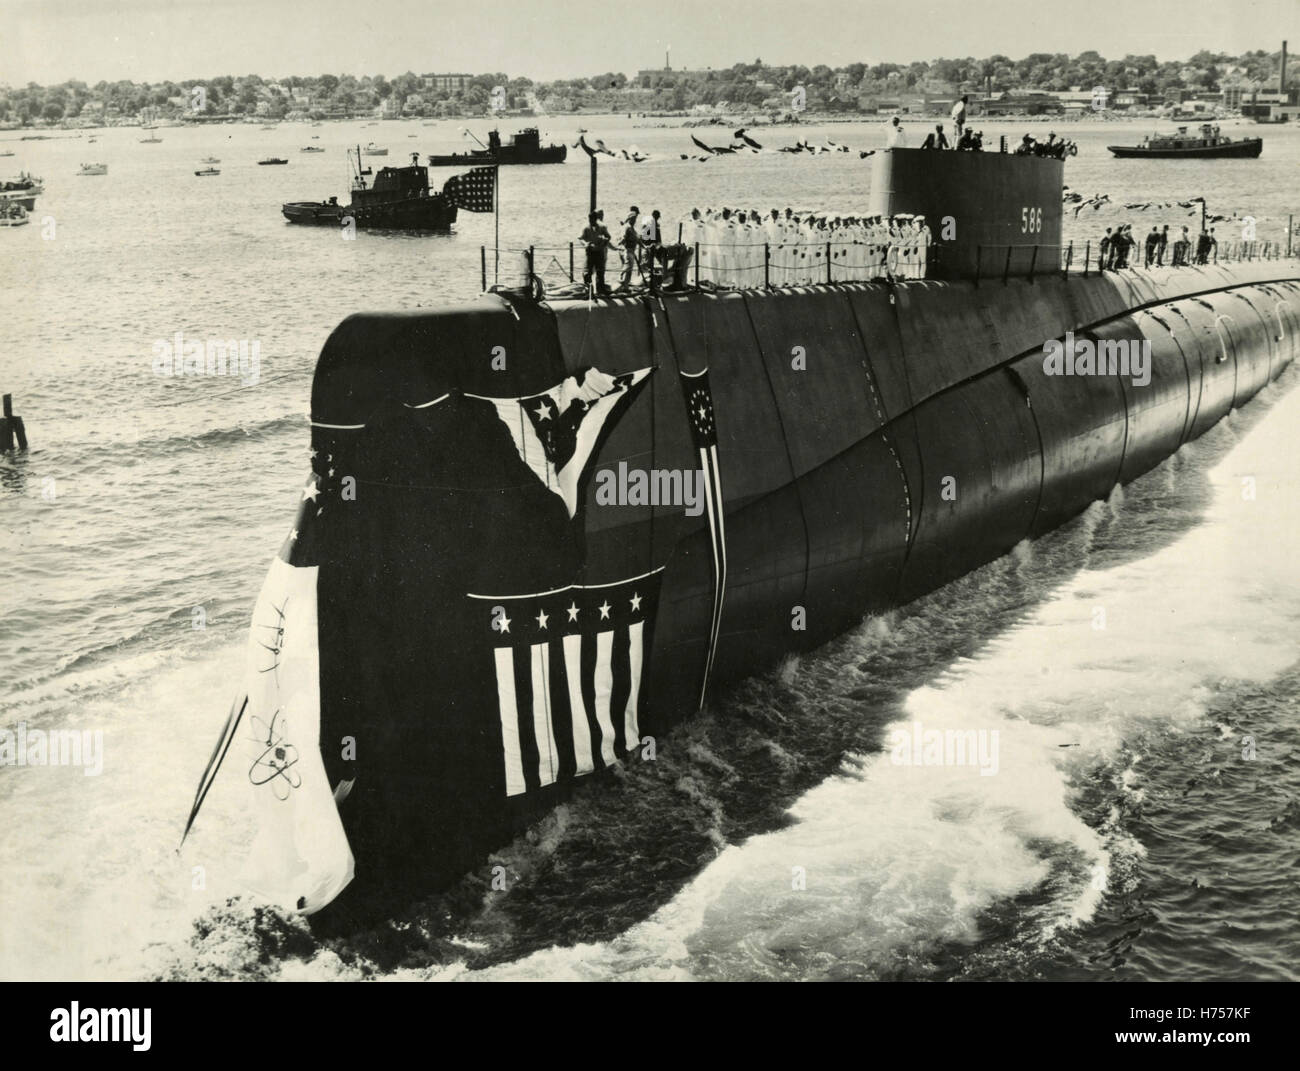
(869, 147, 1063, 280)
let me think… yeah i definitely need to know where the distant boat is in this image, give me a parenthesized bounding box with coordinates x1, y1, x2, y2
(427, 127, 566, 167)
(140, 136, 163, 144)
(0, 174, 43, 210)
(0, 206, 30, 227)
(0, 151, 14, 157)
(195, 167, 221, 177)
(199, 156, 220, 163)
(261, 124, 278, 130)
(363, 142, 388, 156)
(258, 157, 289, 165)
(300, 146, 325, 153)
(78, 163, 108, 176)
(1108, 124, 1262, 159)
(311, 135, 320, 139)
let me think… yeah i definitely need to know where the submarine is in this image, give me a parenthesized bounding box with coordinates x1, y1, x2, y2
(185, 147, 1300, 916)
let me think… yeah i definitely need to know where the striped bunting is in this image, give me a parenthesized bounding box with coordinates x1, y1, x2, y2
(470, 569, 662, 797)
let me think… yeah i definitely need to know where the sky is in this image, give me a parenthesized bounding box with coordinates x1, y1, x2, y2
(2, 0, 1297, 86)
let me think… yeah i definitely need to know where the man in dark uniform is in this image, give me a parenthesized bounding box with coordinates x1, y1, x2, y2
(921, 124, 950, 150)
(1155, 224, 1169, 266)
(1099, 227, 1113, 271)
(1144, 226, 1159, 268)
(580, 211, 612, 294)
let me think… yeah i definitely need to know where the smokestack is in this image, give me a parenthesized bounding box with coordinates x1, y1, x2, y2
(1282, 40, 1288, 97)
(666, 46, 671, 72)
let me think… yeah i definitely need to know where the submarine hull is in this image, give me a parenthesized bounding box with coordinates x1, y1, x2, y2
(260, 262, 1297, 913)
(204, 146, 1300, 915)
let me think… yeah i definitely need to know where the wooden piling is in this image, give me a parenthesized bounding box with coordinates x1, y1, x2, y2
(1, 394, 27, 452)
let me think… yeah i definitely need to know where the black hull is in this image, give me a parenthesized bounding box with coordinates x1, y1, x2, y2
(1107, 139, 1262, 158)
(282, 196, 457, 231)
(426, 146, 567, 167)
(284, 261, 1299, 912)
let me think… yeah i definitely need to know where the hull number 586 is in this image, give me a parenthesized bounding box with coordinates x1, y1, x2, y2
(1021, 207, 1043, 233)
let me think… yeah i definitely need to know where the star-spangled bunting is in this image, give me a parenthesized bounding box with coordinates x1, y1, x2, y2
(471, 570, 663, 797)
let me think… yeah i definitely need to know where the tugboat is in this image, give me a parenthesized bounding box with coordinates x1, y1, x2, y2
(1108, 124, 1262, 158)
(426, 127, 567, 166)
(281, 149, 457, 231)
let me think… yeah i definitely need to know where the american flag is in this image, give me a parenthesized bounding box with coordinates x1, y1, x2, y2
(680, 368, 726, 710)
(442, 166, 496, 213)
(472, 569, 663, 796)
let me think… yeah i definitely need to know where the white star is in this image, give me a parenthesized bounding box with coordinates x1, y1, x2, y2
(310, 449, 318, 459)
(328, 468, 335, 477)
(566, 602, 579, 622)
(697, 405, 707, 422)
(598, 600, 611, 620)
(289, 528, 299, 541)
(629, 592, 642, 611)
(498, 613, 511, 634)
(534, 402, 551, 421)
(303, 480, 320, 502)
(536, 608, 549, 630)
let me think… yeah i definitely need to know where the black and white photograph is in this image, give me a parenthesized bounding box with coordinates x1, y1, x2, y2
(2, 0, 1298, 1033)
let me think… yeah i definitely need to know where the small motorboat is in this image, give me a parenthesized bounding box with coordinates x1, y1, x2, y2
(363, 142, 388, 156)
(0, 150, 13, 157)
(195, 167, 221, 176)
(199, 156, 220, 163)
(78, 163, 108, 176)
(0, 205, 29, 226)
(300, 146, 325, 153)
(140, 136, 163, 143)
(258, 158, 289, 165)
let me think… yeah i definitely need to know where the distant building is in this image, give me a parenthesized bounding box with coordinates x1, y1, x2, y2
(421, 73, 473, 93)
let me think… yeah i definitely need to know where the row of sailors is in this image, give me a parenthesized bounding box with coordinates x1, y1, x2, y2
(679, 208, 933, 286)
